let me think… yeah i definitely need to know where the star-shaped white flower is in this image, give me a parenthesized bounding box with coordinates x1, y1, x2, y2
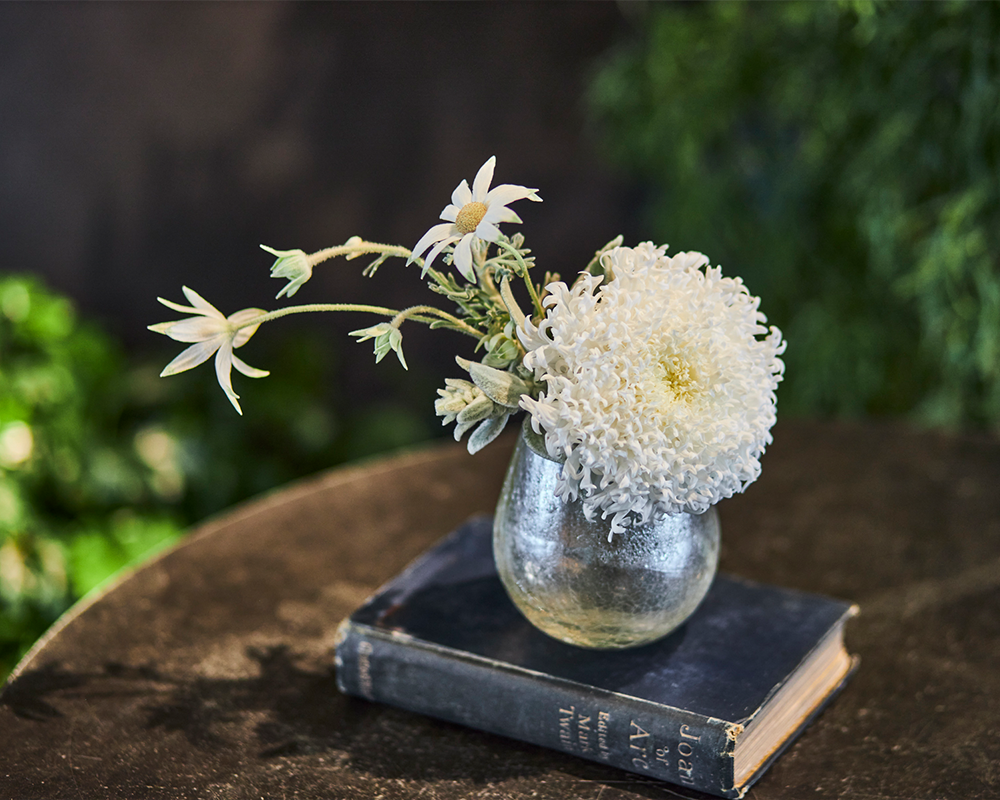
(149, 286, 269, 415)
(408, 156, 541, 282)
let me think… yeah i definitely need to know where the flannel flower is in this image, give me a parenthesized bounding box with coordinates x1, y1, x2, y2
(519, 243, 786, 536)
(149, 287, 268, 415)
(261, 245, 313, 299)
(408, 156, 541, 282)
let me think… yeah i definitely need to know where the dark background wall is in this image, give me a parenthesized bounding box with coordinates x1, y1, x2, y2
(0, 2, 636, 405)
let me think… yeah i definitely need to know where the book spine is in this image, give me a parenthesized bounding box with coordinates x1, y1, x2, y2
(336, 622, 740, 799)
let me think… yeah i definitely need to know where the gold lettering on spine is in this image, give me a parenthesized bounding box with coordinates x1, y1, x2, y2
(597, 711, 611, 760)
(629, 721, 651, 770)
(679, 724, 702, 740)
(677, 725, 702, 785)
(558, 706, 575, 751)
(578, 714, 593, 753)
(558, 706, 607, 755)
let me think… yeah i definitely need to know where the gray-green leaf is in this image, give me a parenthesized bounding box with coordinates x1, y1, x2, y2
(456, 357, 530, 408)
(467, 414, 510, 455)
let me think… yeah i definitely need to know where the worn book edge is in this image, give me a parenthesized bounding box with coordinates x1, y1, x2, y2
(732, 606, 859, 789)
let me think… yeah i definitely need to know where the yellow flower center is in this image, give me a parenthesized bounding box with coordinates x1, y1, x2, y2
(455, 201, 488, 235)
(659, 354, 698, 402)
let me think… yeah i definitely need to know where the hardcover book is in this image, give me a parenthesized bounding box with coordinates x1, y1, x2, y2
(335, 516, 858, 799)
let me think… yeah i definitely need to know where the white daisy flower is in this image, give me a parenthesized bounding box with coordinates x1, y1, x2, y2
(519, 243, 786, 536)
(149, 286, 269, 415)
(408, 156, 542, 282)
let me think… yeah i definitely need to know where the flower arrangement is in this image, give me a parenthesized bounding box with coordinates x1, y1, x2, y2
(151, 157, 786, 536)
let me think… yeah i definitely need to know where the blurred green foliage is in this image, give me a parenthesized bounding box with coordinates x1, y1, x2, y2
(0, 274, 178, 676)
(0, 274, 429, 679)
(589, 0, 1000, 427)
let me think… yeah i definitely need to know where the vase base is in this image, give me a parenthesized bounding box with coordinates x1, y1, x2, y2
(507, 589, 698, 650)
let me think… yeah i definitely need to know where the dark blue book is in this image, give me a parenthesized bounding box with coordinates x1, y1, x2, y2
(335, 516, 858, 799)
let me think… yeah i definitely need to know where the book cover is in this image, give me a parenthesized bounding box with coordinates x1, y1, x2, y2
(335, 516, 857, 798)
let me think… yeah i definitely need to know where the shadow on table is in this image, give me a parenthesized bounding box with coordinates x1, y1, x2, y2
(3, 646, 702, 798)
(1, 661, 90, 721)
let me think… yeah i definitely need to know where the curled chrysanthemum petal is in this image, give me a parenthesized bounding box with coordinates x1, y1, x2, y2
(519, 243, 785, 534)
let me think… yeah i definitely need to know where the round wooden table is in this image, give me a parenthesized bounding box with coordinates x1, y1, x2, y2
(3, 420, 999, 799)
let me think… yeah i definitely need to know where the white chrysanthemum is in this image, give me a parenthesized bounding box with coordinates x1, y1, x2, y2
(519, 243, 786, 536)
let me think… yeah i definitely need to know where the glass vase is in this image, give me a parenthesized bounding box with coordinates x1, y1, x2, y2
(493, 431, 720, 649)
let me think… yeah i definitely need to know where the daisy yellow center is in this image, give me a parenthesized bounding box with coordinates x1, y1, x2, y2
(455, 201, 488, 235)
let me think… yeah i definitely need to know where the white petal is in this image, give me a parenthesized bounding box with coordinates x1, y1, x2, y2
(227, 307, 267, 348)
(159, 337, 223, 376)
(231, 327, 259, 349)
(483, 205, 522, 225)
(214, 339, 242, 415)
(451, 179, 472, 208)
(411, 222, 456, 260)
(475, 221, 501, 242)
(440, 204, 459, 222)
(453, 234, 476, 281)
(472, 156, 496, 201)
(232, 354, 270, 378)
(156, 316, 227, 343)
(181, 286, 225, 319)
(422, 236, 457, 276)
(485, 183, 540, 207)
(157, 297, 202, 316)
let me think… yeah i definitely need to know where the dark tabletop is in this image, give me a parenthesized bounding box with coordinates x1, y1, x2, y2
(2, 420, 999, 800)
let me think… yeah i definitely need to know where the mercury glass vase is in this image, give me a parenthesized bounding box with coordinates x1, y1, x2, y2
(493, 432, 720, 649)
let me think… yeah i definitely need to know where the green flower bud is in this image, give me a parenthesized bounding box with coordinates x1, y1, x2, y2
(261, 245, 313, 299)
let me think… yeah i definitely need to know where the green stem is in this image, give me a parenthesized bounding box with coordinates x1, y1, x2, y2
(523, 272, 543, 319)
(310, 240, 453, 292)
(232, 302, 481, 339)
(310, 241, 411, 266)
(319, 239, 466, 298)
(479, 261, 503, 304)
(234, 303, 402, 332)
(421, 265, 454, 292)
(391, 306, 483, 338)
(495, 238, 543, 317)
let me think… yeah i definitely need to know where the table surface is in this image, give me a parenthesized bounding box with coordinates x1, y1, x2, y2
(2, 420, 999, 800)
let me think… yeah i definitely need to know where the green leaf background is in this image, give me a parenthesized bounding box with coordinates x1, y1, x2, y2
(589, 0, 1000, 426)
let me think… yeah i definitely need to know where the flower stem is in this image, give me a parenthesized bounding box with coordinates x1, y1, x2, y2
(238, 304, 401, 330)
(310, 240, 412, 266)
(232, 302, 481, 339)
(495, 238, 543, 317)
(391, 306, 483, 338)
(311, 238, 467, 298)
